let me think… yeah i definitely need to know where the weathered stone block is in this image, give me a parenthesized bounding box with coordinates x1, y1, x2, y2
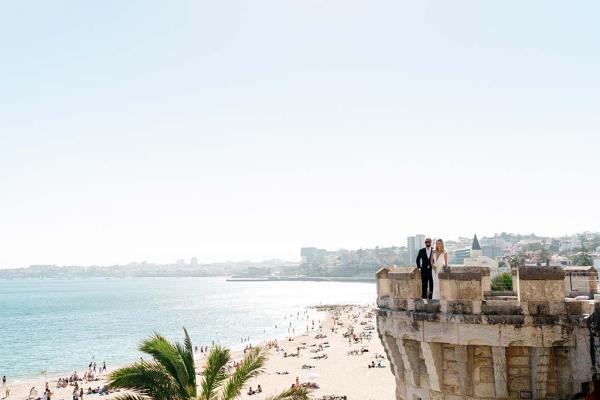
(478, 367, 494, 383)
(446, 300, 474, 315)
(443, 344, 456, 360)
(475, 357, 493, 367)
(429, 390, 443, 400)
(444, 360, 457, 370)
(548, 300, 566, 315)
(443, 371, 459, 386)
(481, 300, 523, 316)
(440, 278, 458, 301)
(542, 324, 574, 347)
(423, 321, 459, 344)
(481, 275, 492, 293)
(458, 324, 501, 346)
(392, 298, 408, 311)
(519, 266, 565, 280)
(509, 376, 530, 391)
(507, 346, 525, 356)
(507, 355, 529, 367)
(377, 295, 392, 309)
(474, 346, 492, 357)
(458, 280, 483, 300)
(527, 301, 550, 315)
(545, 279, 565, 301)
(520, 280, 545, 302)
(474, 382, 495, 397)
(500, 325, 543, 347)
(564, 266, 598, 296)
(508, 367, 522, 376)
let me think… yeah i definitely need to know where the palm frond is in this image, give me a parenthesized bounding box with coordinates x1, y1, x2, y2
(139, 333, 193, 398)
(265, 386, 310, 400)
(200, 346, 230, 400)
(219, 346, 268, 400)
(111, 394, 151, 400)
(174, 327, 197, 397)
(107, 361, 182, 400)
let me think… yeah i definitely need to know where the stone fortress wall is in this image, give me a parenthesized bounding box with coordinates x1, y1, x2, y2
(376, 264, 600, 400)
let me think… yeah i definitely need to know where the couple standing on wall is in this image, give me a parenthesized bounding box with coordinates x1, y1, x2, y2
(416, 237, 448, 300)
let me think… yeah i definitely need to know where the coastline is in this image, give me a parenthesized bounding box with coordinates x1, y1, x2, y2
(1, 277, 377, 381)
(3, 305, 327, 383)
(3, 304, 394, 400)
(226, 276, 376, 283)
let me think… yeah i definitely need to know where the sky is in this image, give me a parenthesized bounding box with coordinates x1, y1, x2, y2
(1, 1, 599, 268)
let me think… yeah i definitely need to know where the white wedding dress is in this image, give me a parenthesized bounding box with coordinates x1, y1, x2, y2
(432, 251, 446, 300)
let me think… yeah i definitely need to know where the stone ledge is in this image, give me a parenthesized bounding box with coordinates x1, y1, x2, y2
(387, 267, 420, 280)
(518, 266, 564, 280)
(564, 265, 597, 274)
(439, 266, 490, 280)
(484, 290, 517, 297)
(378, 308, 585, 327)
(481, 302, 523, 316)
(484, 314, 526, 325)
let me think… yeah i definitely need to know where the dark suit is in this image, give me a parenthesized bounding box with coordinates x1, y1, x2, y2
(416, 247, 434, 299)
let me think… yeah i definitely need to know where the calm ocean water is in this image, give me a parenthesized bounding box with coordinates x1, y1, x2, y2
(0, 277, 375, 380)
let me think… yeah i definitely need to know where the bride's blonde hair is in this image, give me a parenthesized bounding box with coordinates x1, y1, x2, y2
(435, 238, 445, 252)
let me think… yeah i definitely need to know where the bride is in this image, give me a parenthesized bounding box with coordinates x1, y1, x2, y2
(431, 238, 448, 300)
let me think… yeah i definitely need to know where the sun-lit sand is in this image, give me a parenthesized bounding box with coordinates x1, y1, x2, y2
(3, 305, 394, 400)
(236, 305, 395, 400)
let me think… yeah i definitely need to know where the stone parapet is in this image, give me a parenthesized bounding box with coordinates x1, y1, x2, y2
(564, 265, 598, 297)
(376, 264, 600, 400)
(377, 267, 422, 310)
(518, 266, 565, 316)
(438, 267, 490, 315)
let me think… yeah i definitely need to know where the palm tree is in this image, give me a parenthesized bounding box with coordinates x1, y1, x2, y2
(108, 328, 309, 400)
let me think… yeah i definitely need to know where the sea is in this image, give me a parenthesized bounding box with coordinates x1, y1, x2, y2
(0, 277, 376, 381)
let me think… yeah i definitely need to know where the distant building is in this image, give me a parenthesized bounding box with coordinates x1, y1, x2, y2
(463, 234, 501, 276)
(450, 248, 471, 265)
(481, 245, 500, 259)
(190, 257, 198, 266)
(407, 234, 425, 265)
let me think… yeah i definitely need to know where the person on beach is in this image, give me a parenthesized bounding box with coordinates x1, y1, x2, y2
(1, 376, 5, 387)
(416, 237, 434, 299)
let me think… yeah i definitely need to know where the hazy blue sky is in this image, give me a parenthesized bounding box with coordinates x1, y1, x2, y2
(1, 1, 599, 267)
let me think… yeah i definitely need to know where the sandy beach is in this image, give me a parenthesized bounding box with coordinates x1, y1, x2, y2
(2, 305, 394, 400)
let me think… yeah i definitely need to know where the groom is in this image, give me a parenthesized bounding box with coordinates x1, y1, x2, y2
(416, 237, 433, 299)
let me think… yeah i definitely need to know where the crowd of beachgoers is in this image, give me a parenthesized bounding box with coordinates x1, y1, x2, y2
(2, 360, 115, 400)
(2, 304, 394, 400)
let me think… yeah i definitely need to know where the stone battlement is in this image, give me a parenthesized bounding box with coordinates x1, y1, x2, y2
(376, 265, 600, 400)
(377, 265, 596, 318)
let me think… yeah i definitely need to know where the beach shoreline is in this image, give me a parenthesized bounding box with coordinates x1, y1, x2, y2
(2, 304, 394, 400)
